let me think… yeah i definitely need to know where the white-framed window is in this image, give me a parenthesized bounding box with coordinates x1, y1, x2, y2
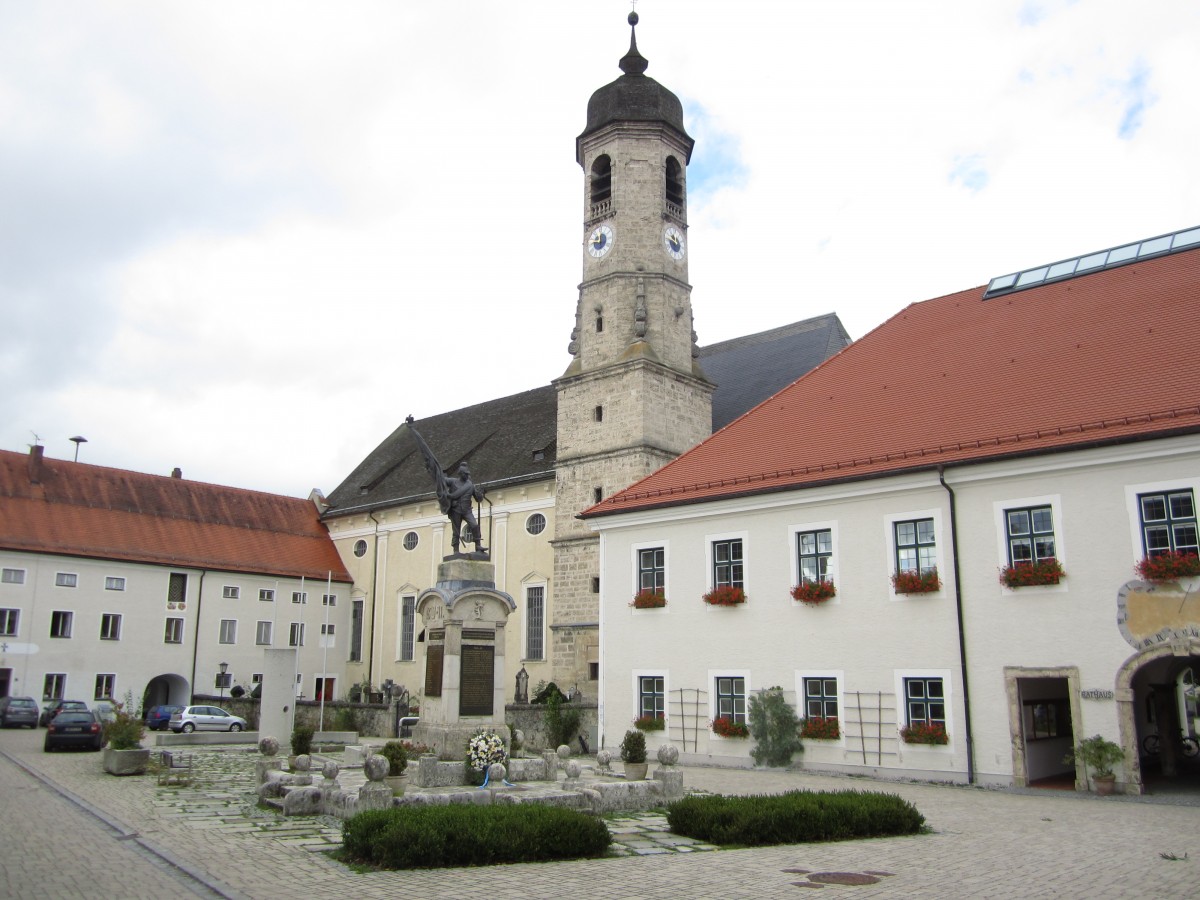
(164, 617, 184, 644)
(105, 576, 126, 591)
(895, 668, 952, 743)
(885, 509, 944, 597)
(99, 613, 122, 641)
(43, 673, 65, 701)
(794, 525, 835, 585)
(259, 588, 275, 602)
(1139, 489, 1198, 558)
(798, 671, 842, 723)
(256, 621, 273, 645)
(295, 673, 304, 697)
(55, 572, 78, 588)
(94, 674, 115, 701)
(322, 593, 336, 606)
(315, 676, 335, 701)
(2, 568, 26, 585)
(399, 595, 416, 661)
(712, 672, 749, 726)
(526, 513, 547, 536)
(251, 673, 263, 686)
(320, 623, 336, 648)
(636, 545, 666, 593)
(289, 623, 305, 647)
(1004, 505, 1057, 566)
(403, 531, 419, 551)
(525, 583, 545, 660)
(218, 619, 237, 644)
(705, 530, 748, 592)
(292, 591, 307, 605)
(222, 585, 240, 600)
(49, 610, 73, 638)
(353, 539, 368, 558)
(634, 671, 667, 722)
(0, 608, 18, 636)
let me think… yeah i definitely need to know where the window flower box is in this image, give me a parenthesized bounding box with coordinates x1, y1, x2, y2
(1135, 551, 1200, 582)
(711, 717, 750, 738)
(891, 568, 941, 595)
(999, 558, 1064, 589)
(900, 722, 948, 745)
(703, 585, 747, 606)
(800, 717, 840, 740)
(631, 589, 666, 609)
(634, 715, 665, 732)
(791, 580, 836, 605)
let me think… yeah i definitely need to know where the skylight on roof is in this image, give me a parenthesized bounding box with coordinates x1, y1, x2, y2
(984, 225, 1200, 299)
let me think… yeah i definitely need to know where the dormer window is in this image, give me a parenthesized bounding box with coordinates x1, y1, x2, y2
(665, 156, 684, 209)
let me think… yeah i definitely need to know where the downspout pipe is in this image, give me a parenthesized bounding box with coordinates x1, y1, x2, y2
(938, 465, 976, 785)
(367, 511, 381, 689)
(189, 570, 207, 704)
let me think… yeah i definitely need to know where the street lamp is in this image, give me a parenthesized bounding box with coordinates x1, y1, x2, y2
(217, 661, 229, 700)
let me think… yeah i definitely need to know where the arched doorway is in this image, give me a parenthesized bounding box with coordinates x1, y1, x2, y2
(1117, 641, 1200, 794)
(142, 673, 190, 711)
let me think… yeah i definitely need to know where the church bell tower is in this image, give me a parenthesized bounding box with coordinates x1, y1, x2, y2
(551, 12, 714, 684)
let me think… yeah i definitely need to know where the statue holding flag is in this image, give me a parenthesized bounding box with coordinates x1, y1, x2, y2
(409, 425, 488, 557)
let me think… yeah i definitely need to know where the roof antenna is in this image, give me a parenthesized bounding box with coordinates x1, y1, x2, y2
(70, 435, 88, 462)
(29, 431, 42, 448)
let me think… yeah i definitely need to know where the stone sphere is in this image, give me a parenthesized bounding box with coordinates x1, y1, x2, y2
(322, 761, 340, 780)
(363, 755, 389, 782)
(557, 744, 571, 761)
(258, 736, 280, 756)
(657, 744, 680, 766)
(488, 762, 507, 782)
(565, 760, 581, 779)
(293, 754, 311, 772)
(596, 749, 612, 767)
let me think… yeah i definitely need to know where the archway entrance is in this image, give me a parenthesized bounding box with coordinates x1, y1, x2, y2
(1129, 654, 1200, 794)
(1005, 667, 1080, 789)
(142, 673, 190, 711)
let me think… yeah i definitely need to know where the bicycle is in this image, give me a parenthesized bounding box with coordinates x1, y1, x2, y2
(1141, 732, 1200, 757)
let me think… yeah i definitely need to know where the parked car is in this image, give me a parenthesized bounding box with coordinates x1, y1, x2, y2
(0, 696, 40, 728)
(169, 705, 247, 733)
(44, 710, 104, 751)
(93, 700, 118, 724)
(39, 699, 90, 727)
(145, 704, 184, 731)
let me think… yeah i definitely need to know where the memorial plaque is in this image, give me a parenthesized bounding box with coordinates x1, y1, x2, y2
(424, 644, 444, 697)
(459, 644, 494, 716)
(462, 629, 494, 641)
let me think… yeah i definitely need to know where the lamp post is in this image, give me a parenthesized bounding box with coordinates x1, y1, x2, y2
(69, 435, 87, 462)
(218, 661, 229, 700)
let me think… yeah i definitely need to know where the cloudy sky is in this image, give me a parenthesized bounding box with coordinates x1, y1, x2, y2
(3, 0, 1197, 498)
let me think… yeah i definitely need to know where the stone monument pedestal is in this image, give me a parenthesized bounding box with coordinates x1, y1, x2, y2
(411, 558, 515, 760)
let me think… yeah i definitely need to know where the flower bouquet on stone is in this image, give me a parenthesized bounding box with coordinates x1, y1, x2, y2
(791, 580, 836, 605)
(800, 716, 840, 740)
(711, 717, 750, 738)
(900, 722, 949, 745)
(631, 589, 666, 609)
(891, 568, 941, 595)
(999, 558, 1064, 588)
(703, 585, 747, 606)
(1135, 550, 1200, 582)
(465, 728, 507, 786)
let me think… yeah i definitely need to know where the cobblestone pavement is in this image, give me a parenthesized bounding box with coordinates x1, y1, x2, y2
(2, 725, 1198, 899)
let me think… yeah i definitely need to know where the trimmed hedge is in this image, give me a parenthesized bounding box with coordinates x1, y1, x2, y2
(667, 790, 924, 845)
(342, 804, 612, 868)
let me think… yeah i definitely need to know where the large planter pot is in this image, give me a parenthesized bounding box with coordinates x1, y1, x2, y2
(385, 774, 407, 796)
(623, 761, 648, 781)
(103, 747, 151, 776)
(1093, 775, 1117, 796)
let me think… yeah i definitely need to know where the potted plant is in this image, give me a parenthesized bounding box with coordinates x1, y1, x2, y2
(620, 728, 648, 780)
(1000, 558, 1065, 588)
(703, 585, 747, 606)
(711, 717, 750, 738)
(1064, 734, 1125, 795)
(800, 716, 840, 740)
(891, 568, 942, 594)
(1135, 550, 1200, 583)
(791, 580, 836, 604)
(634, 715, 665, 732)
(290, 724, 314, 768)
(900, 722, 949, 745)
(631, 589, 666, 609)
(378, 740, 408, 795)
(102, 700, 150, 776)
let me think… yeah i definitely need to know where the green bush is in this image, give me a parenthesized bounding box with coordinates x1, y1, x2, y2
(291, 725, 314, 757)
(332, 706, 359, 732)
(104, 702, 145, 750)
(619, 729, 647, 763)
(748, 685, 803, 767)
(379, 741, 407, 776)
(544, 692, 582, 749)
(667, 790, 924, 846)
(342, 804, 612, 868)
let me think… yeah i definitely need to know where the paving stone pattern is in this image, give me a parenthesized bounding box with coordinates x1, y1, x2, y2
(2, 726, 1199, 899)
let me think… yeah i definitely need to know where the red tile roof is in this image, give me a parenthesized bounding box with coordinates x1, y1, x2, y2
(0, 450, 351, 582)
(589, 243, 1200, 516)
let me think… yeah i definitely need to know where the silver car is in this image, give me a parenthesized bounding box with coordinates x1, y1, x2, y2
(168, 705, 247, 733)
(0, 696, 40, 728)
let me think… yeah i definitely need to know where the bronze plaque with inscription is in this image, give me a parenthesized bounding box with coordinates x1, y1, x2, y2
(459, 644, 494, 716)
(424, 644, 444, 697)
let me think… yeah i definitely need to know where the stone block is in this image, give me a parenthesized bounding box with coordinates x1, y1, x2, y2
(255, 757, 284, 785)
(282, 786, 323, 817)
(506, 757, 547, 781)
(413, 755, 469, 788)
(653, 767, 684, 799)
(343, 745, 366, 766)
(357, 782, 394, 812)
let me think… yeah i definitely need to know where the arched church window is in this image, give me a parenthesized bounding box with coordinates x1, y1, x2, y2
(590, 155, 612, 209)
(665, 156, 684, 208)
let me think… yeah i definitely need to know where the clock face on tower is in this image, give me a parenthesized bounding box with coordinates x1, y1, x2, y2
(587, 223, 614, 258)
(663, 225, 685, 260)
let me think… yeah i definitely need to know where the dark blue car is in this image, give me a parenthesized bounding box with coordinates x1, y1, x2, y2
(145, 704, 184, 731)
